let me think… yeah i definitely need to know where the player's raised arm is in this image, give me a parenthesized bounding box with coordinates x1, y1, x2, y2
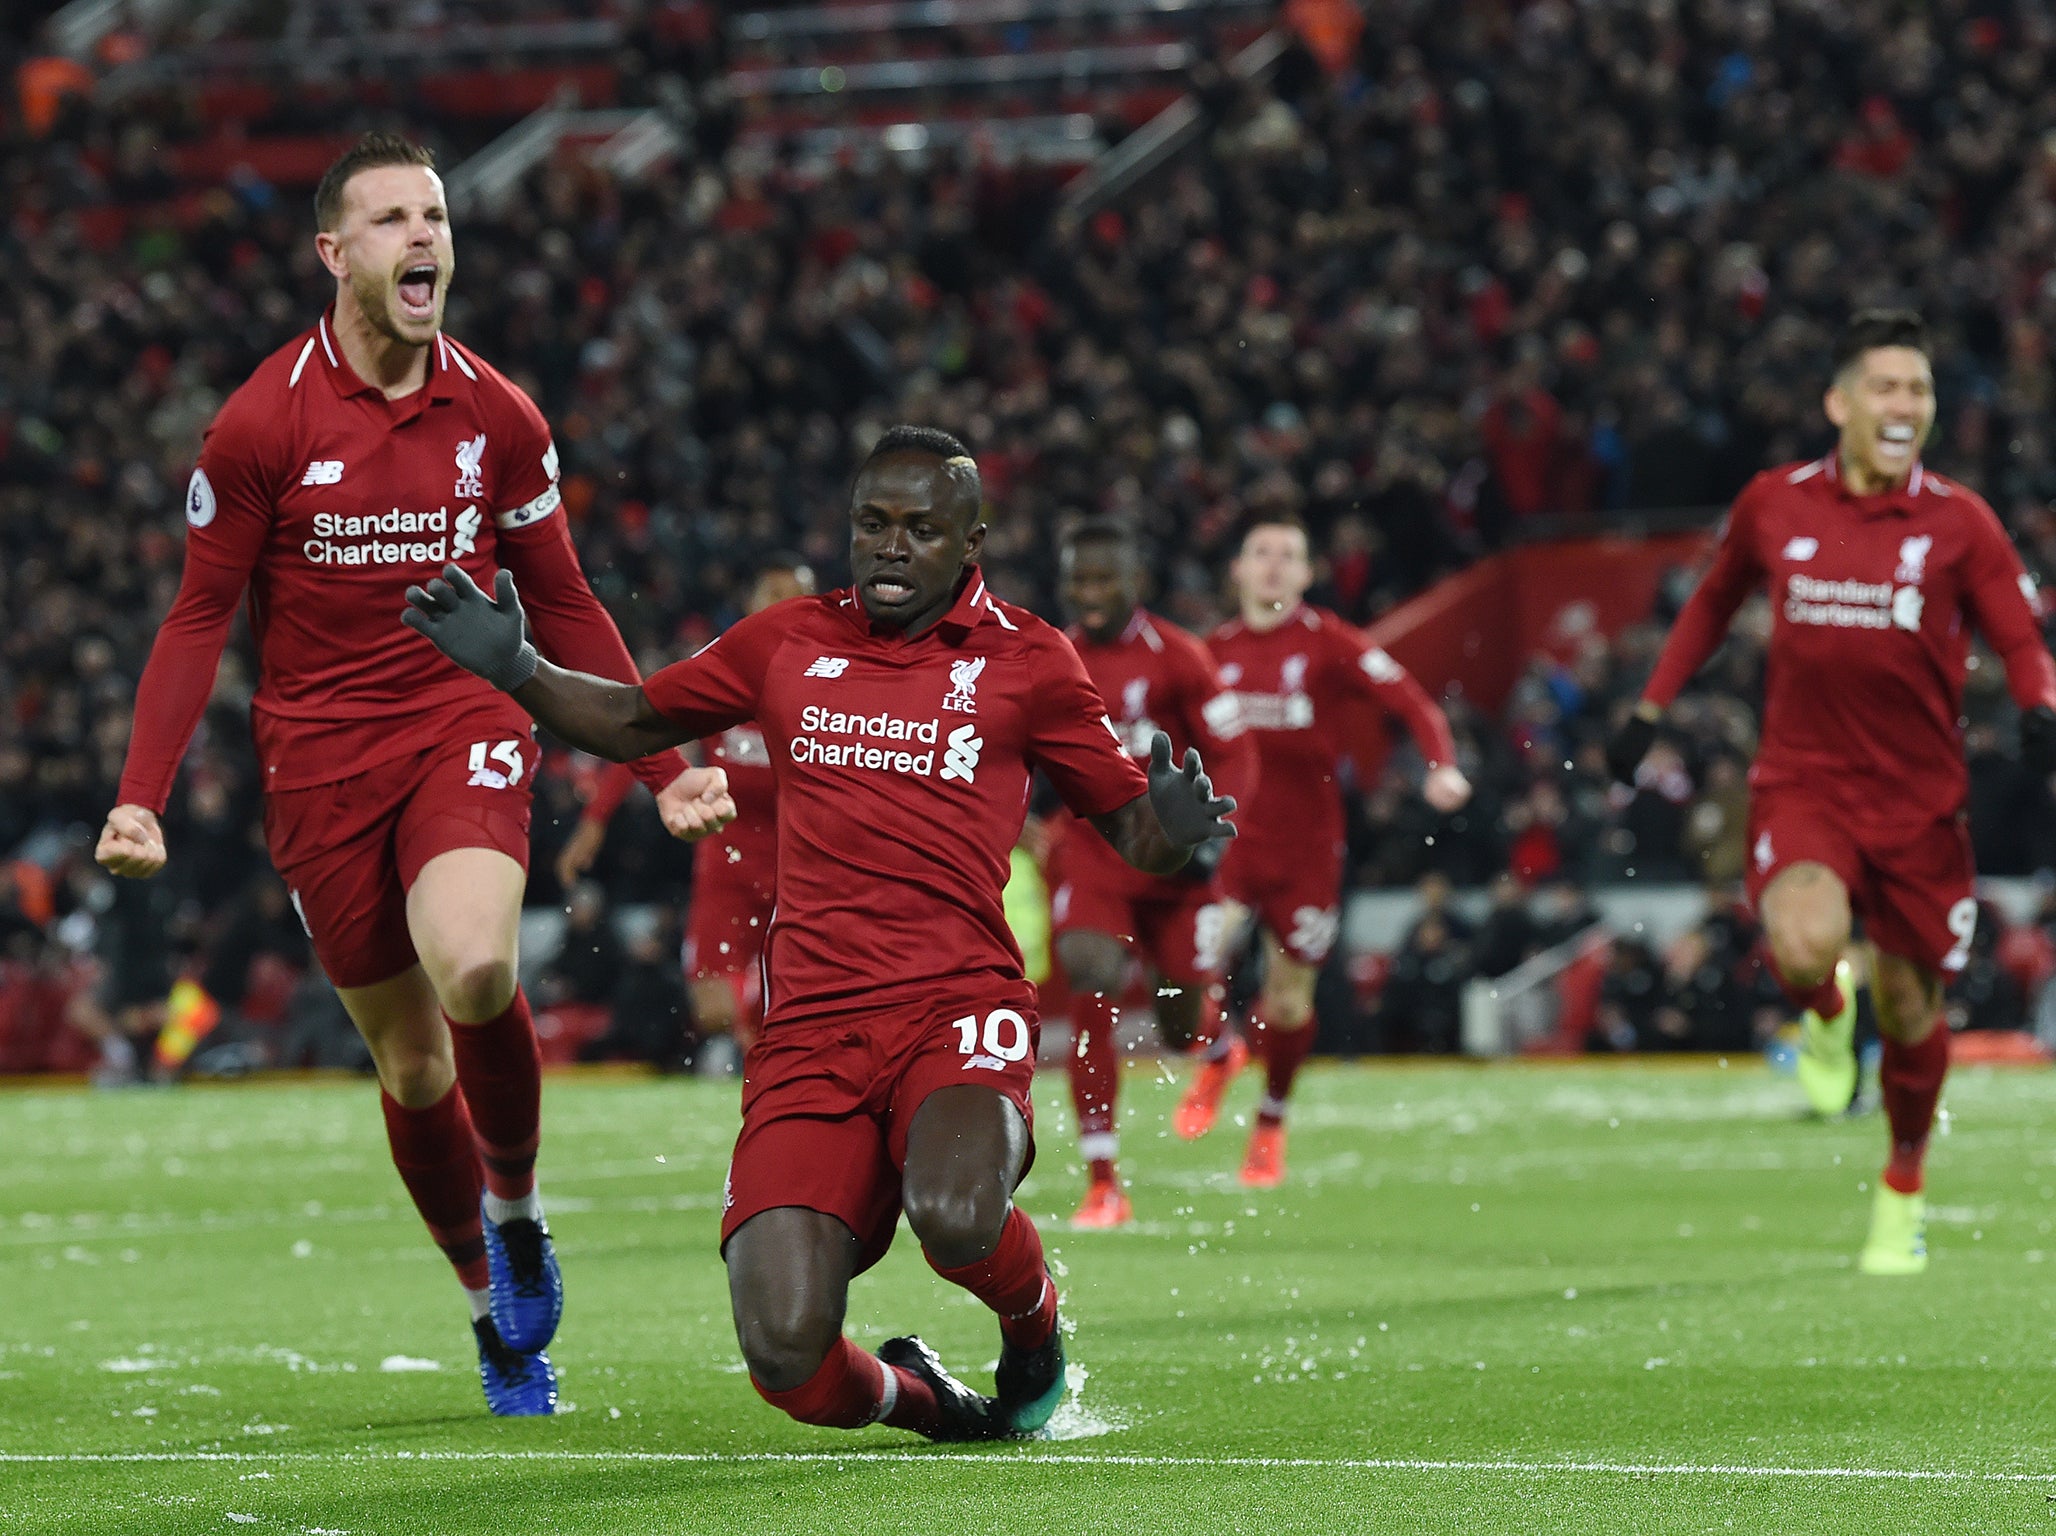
(1605, 481, 1771, 783)
(100, 427, 276, 879)
(402, 565, 687, 759)
(1340, 637, 1470, 813)
(1960, 500, 2056, 774)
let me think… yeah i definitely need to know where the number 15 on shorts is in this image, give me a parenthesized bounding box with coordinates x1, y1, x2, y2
(953, 1008, 1031, 1072)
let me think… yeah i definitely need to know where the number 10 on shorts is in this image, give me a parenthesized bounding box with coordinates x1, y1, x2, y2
(953, 1008, 1031, 1071)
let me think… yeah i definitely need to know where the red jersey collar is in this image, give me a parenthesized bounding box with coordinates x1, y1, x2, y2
(838, 566, 1014, 645)
(1822, 450, 1926, 517)
(318, 309, 460, 406)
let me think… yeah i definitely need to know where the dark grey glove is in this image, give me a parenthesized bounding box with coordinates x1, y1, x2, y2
(402, 565, 538, 691)
(1147, 731, 1237, 852)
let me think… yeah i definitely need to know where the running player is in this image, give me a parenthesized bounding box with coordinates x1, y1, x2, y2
(402, 426, 1237, 1439)
(1197, 517, 1471, 1187)
(1608, 309, 2056, 1275)
(93, 133, 730, 1414)
(1050, 519, 1256, 1227)
(556, 557, 816, 1059)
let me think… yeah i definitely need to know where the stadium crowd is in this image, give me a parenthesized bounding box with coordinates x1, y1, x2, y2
(11, 3, 2056, 1068)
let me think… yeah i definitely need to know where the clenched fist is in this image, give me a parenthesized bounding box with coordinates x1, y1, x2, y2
(96, 804, 167, 879)
(657, 765, 736, 842)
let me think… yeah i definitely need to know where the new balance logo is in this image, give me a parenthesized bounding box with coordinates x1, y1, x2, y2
(961, 1054, 1007, 1072)
(940, 723, 983, 783)
(804, 656, 850, 679)
(301, 460, 344, 486)
(1782, 536, 1818, 561)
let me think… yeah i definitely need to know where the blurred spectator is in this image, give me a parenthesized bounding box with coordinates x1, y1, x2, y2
(539, 883, 626, 1011)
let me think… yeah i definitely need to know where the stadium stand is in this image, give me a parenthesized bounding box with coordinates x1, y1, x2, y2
(9, 0, 2056, 1070)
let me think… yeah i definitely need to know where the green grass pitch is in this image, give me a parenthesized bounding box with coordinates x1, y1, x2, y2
(5, 1059, 2056, 1534)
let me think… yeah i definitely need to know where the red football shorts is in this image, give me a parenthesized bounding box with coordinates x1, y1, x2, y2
(719, 986, 1041, 1275)
(1221, 843, 1344, 967)
(682, 849, 777, 982)
(1744, 783, 1978, 976)
(263, 729, 539, 989)
(1049, 826, 1233, 985)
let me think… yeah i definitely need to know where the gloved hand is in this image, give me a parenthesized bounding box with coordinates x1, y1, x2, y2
(1605, 708, 1660, 786)
(402, 565, 538, 692)
(1147, 732, 1237, 853)
(2022, 704, 2056, 779)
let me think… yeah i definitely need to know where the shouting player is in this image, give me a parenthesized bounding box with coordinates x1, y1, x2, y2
(1198, 517, 1471, 1186)
(1051, 519, 1256, 1227)
(556, 556, 816, 1060)
(1608, 310, 2056, 1275)
(93, 134, 726, 1413)
(403, 426, 1237, 1440)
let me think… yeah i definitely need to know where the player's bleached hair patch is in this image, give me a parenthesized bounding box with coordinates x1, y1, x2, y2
(860, 424, 984, 513)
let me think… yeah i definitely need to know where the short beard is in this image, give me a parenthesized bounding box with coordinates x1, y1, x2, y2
(351, 268, 432, 343)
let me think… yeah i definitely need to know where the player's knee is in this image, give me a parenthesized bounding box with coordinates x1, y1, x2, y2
(903, 1179, 1009, 1268)
(434, 955, 517, 1025)
(1876, 968, 1942, 1042)
(377, 1044, 455, 1108)
(1765, 916, 1842, 988)
(735, 1299, 840, 1394)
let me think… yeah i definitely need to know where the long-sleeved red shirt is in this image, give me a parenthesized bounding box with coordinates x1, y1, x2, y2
(1644, 455, 2056, 823)
(118, 314, 678, 813)
(1210, 603, 1455, 879)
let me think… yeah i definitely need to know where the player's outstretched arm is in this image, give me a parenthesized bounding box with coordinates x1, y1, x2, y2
(1091, 732, 1237, 876)
(402, 565, 689, 761)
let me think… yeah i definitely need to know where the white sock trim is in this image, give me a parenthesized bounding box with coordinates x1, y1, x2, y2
(464, 1285, 492, 1322)
(1078, 1132, 1120, 1163)
(1257, 1095, 1288, 1120)
(484, 1187, 544, 1227)
(872, 1358, 899, 1424)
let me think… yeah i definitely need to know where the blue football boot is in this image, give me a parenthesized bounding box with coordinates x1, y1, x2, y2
(473, 1316, 557, 1416)
(481, 1198, 563, 1353)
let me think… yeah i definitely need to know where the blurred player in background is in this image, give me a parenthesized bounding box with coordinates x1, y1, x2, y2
(93, 133, 728, 1414)
(1201, 517, 1471, 1187)
(1608, 309, 2056, 1275)
(402, 426, 1237, 1440)
(557, 556, 816, 1065)
(1050, 519, 1255, 1227)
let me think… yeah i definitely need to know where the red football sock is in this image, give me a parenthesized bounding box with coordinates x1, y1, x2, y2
(1068, 994, 1119, 1178)
(1880, 1024, 1949, 1194)
(1253, 1006, 1317, 1124)
(928, 1205, 1058, 1351)
(380, 1086, 488, 1290)
(753, 1336, 940, 1432)
(1768, 954, 1845, 1020)
(447, 990, 541, 1201)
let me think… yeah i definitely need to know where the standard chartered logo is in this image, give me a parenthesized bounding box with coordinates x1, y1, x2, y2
(940, 723, 984, 784)
(789, 705, 983, 785)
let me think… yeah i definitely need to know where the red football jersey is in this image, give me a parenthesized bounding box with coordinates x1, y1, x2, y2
(118, 313, 674, 811)
(1209, 604, 1455, 875)
(641, 571, 1149, 1027)
(1056, 607, 1256, 892)
(1645, 455, 2056, 824)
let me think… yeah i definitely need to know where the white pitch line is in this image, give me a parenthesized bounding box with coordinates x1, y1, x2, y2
(4, 1451, 2054, 1483)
